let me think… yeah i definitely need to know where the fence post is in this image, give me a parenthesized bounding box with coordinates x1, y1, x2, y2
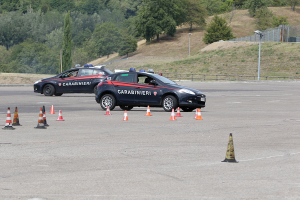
(203, 75, 205, 81)
(191, 74, 193, 81)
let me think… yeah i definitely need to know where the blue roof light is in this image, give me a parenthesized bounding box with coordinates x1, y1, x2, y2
(129, 68, 136, 72)
(84, 64, 89, 67)
(88, 64, 93, 67)
(139, 69, 145, 72)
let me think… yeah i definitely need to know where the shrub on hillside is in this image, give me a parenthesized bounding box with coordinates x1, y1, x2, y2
(203, 15, 234, 44)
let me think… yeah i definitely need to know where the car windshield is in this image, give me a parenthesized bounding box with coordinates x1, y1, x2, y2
(151, 74, 177, 85)
(104, 69, 113, 75)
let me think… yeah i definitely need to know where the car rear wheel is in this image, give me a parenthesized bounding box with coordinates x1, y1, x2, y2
(54, 93, 63, 96)
(119, 105, 133, 111)
(181, 107, 194, 112)
(43, 84, 55, 96)
(100, 94, 116, 110)
(162, 95, 178, 112)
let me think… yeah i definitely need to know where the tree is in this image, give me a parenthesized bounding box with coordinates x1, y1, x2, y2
(118, 33, 137, 57)
(135, 0, 187, 41)
(286, 0, 300, 11)
(244, 0, 270, 17)
(255, 7, 274, 30)
(186, 0, 207, 31)
(203, 15, 234, 44)
(200, 0, 223, 15)
(62, 11, 72, 71)
(92, 22, 121, 58)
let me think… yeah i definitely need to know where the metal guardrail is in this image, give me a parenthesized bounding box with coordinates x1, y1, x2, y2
(158, 73, 300, 81)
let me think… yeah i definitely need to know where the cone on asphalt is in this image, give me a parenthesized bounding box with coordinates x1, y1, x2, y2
(222, 133, 238, 163)
(194, 109, 198, 119)
(12, 107, 22, 126)
(35, 107, 47, 129)
(144, 105, 152, 116)
(104, 106, 112, 115)
(42, 106, 49, 126)
(2, 107, 15, 130)
(49, 105, 55, 114)
(56, 110, 65, 121)
(195, 108, 203, 120)
(169, 109, 177, 121)
(176, 107, 183, 117)
(123, 110, 128, 121)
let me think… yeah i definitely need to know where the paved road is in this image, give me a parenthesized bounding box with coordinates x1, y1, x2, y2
(1, 81, 300, 200)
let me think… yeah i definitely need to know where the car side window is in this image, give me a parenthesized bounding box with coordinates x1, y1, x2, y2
(61, 70, 78, 78)
(80, 69, 93, 76)
(115, 73, 135, 83)
(137, 75, 153, 85)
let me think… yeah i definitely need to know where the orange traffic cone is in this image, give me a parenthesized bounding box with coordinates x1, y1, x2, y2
(35, 107, 47, 129)
(123, 110, 128, 121)
(169, 109, 177, 121)
(194, 109, 198, 119)
(42, 106, 49, 126)
(176, 107, 183, 117)
(104, 106, 112, 115)
(49, 105, 55, 114)
(145, 105, 152, 116)
(2, 107, 15, 130)
(56, 110, 65, 121)
(12, 107, 22, 126)
(195, 108, 203, 120)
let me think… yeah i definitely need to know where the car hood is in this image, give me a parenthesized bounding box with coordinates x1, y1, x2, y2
(168, 84, 205, 95)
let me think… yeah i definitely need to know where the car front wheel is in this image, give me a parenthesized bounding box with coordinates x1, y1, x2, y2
(100, 94, 116, 110)
(43, 84, 55, 96)
(162, 95, 178, 112)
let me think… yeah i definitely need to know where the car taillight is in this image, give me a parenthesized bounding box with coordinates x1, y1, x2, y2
(97, 81, 104, 87)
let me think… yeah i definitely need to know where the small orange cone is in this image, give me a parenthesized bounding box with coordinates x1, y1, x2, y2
(12, 107, 22, 126)
(42, 106, 49, 126)
(194, 109, 198, 119)
(169, 109, 177, 121)
(123, 110, 128, 121)
(104, 106, 112, 115)
(56, 110, 65, 121)
(144, 105, 152, 116)
(35, 107, 46, 129)
(175, 107, 183, 117)
(195, 108, 203, 120)
(49, 105, 55, 114)
(222, 133, 238, 163)
(2, 107, 15, 130)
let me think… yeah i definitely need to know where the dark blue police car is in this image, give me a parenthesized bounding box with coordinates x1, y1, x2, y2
(34, 65, 113, 96)
(95, 69, 206, 112)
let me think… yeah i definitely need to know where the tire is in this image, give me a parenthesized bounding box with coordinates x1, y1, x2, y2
(100, 94, 116, 110)
(162, 95, 178, 112)
(54, 93, 63, 96)
(181, 107, 194, 112)
(43, 84, 55, 96)
(119, 105, 134, 111)
(94, 85, 97, 95)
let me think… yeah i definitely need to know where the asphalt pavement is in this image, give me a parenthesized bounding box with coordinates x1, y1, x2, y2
(0, 81, 300, 200)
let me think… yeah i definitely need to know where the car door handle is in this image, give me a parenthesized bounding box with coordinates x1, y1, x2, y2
(135, 87, 140, 89)
(114, 85, 119, 87)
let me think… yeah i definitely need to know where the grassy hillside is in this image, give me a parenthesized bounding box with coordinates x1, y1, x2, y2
(93, 7, 300, 78)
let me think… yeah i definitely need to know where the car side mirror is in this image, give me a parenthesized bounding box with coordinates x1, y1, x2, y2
(149, 80, 157, 85)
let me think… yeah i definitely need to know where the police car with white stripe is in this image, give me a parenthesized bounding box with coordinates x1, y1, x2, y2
(95, 68, 206, 112)
(34, 64, 113, 96)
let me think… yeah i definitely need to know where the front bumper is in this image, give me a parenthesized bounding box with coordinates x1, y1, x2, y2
(179, 95, 206, 108)
(34, 84, 42, 93)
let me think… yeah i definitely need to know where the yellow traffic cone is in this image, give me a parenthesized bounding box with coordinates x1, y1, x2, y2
(222, 133, 238, 163)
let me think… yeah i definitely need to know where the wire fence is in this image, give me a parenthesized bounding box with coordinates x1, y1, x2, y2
(158, 73, 300, 81)
(228, 25, 300, 42)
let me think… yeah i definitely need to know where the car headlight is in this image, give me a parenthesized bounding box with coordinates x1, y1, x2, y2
(34, 80, 42, 84)
(178, 89, 195, 95)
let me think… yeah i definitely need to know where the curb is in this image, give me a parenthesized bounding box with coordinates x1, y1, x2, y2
(0, 84, 32, 87)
